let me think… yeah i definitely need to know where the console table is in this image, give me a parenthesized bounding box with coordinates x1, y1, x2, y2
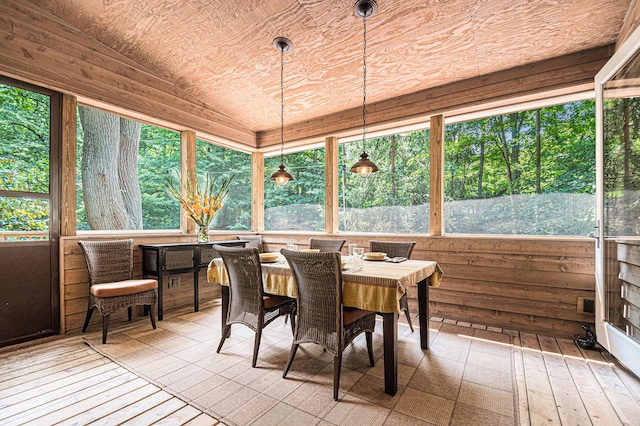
(140, 240, 246, 320)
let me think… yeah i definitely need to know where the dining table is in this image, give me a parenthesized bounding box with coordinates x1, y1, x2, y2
(207, 253, 443, 396)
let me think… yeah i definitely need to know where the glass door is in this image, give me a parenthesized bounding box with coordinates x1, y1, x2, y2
(0, 78, 60, 346)
(595, 26, 640, 377)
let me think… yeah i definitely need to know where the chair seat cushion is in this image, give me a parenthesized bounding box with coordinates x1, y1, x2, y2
(263, 294, 294, 309)
(343, 307, 375, 325)
(91, 279, 158, 298)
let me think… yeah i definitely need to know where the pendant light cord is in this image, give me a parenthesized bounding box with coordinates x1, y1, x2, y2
(362, 13, 368, 154)
(280, 47, 285, 164)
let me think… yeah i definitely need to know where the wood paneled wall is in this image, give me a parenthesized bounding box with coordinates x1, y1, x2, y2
(60, 232, 595, 339)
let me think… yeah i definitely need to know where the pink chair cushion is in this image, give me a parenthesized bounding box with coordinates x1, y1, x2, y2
(91, 279, 158, 298)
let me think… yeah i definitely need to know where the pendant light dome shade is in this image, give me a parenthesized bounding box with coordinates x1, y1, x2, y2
(349, 151, 379, 177)
(271, 163, 294, 186)
(270, 36, 294, 186)
(350, 0, 379, 177)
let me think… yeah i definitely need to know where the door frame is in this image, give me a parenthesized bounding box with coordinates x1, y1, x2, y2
(0, 75, 61, 346)
(595, 25, 640, 378)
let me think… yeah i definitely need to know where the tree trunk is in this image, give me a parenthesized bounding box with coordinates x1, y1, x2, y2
(118, 118, 143, 229)
(78, 106, 141, 230)
(477, 139, 484, 197)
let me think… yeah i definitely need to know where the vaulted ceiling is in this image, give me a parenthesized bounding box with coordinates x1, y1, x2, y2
(26, 0, 633, 136)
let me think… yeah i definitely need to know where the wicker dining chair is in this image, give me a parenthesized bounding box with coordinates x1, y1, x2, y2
(215, 245, 296, 368)
(281, 249, 376, 400)
(78, 239, 158, 344)
(308, 238, 347, 252)
(369, 240, 417, 332)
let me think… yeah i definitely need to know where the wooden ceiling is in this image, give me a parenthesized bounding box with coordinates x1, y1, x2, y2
(28, 0, 632, 136)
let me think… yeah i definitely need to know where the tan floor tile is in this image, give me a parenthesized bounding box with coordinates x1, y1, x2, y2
(153, 334, 201, 353)
(425, 342, 470, 363)
(167, 367, 216, 393)
(450, 402, 515, 426)
(323, 392, 390, 426)
(117, 346, 167, 368)
(418, 352, 466, 379)
(156, 362, 206, 387)
(457, 381, 515, 417)
(347, 373, 403, 409)
(249, 369, 303, 400)
(172, 342, 218, 364)
(282, 380, 339, 418)
(407, 369, 462, 400)
(222, 390, 278, 425)
(463, 362, 513, 391)
(193, 381, 244, 417)
(135, 354, 190, 380)
(183, 374, 231, 402)
(383, 411, 433, 425)
(252, 402, 320, 426)
(367, 358, 416, 386)
(466, 350, 512, 373)
(394, 387, 455, 426)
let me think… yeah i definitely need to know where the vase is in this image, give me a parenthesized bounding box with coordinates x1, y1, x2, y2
(196, 224, 210, 243)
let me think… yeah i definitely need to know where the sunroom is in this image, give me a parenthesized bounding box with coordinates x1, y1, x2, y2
(1, 1, 640, 424)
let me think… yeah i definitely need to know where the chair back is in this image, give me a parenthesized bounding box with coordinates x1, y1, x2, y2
(282, 249, 342, 353)
(369, 240, 416, 259)
(215, 245, 264, 330)
(236, 234, 264, 253)
(78, 239, 134, 285)
(308, 238, 346, 253)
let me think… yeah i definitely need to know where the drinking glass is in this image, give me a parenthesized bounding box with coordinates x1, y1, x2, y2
(286, 242, 298, 251)
(348, 243, 358, 267)
(353, 247, 364, 270)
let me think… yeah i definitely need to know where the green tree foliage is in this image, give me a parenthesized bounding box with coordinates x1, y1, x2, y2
(264, 148, 326, 231)
(0, 84, 49, 232)
(196, 139, 251, 230)
(338, 131, 431, 233)
(603, 97, 640, 235)
(443, 100, 596, 235)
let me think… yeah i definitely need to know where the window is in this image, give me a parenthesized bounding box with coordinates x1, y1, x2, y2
(264, 148, 325, 231)
(339, 130, 430, 233)
(76, 106, 180, 230)
(444, 100, 596, 235)
(0, 83, 51, 240)
(196, 139, 251, 230)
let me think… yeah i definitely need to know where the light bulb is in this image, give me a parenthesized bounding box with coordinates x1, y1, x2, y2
(357, 166, 373, 178)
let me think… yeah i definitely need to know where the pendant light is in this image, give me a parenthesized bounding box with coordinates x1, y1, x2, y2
(350, 0, 379, 178)
(270, 37, 294, 186)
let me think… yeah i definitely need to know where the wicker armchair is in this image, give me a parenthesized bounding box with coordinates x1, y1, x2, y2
(370, 240, 417, 332)
(281, 249, 375, 400)
(215, 245, 296, 368)
(308, 238, 346, 252)
(78, 240, 158, 344)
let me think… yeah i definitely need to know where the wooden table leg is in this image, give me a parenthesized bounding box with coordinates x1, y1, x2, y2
(382, 311, 398, 396)
(194, 269, 199, 312)
(221, 285, 229, 337)
(417, 278, 429, 349)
